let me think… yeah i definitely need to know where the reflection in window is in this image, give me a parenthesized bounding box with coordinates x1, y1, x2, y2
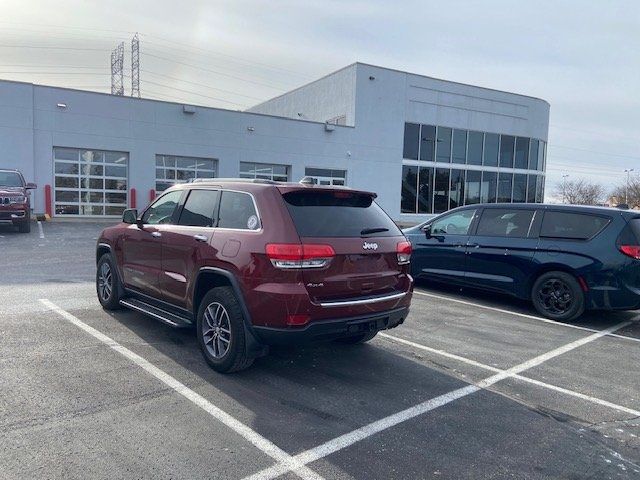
(156, 155, 216, 192)
(527, 175, 537, 202)
(452, 130, 467, 164)
(536, 176, 544, 202)
(434, 168, 450, 213)
(465, 170, 481, 205)
(483, 133, 499, 167)
(497, 173, 513, 203)
(403, 123, 420, 160)
(467, 131, 483, 165)
(240, 162, 289, 182)
(401, 165, 418, 213)
(420, 125, 436, 162)
(436, 127, 452, 162)
(304, 168, 346, 186)
(481, 171, 498, 203)
(431, 209, 476, 236)
(476, 209, 535, 238)
(449, 169, 465, 209)
(499, 135, 515, 168)
(515, 137, 529, 169)
(512, 174, 527, 203)
(418, 167, 434, 213)
(537, 141, 546, 171)
(529, 140, 539, 170)
(218, 191, 259, 230)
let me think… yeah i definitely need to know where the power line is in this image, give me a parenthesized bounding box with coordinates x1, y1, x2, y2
(0, 71, 109, 75)
(141, 79, 248, 107)
(550, 144, 640, 161)
(0, 43, 108, 51)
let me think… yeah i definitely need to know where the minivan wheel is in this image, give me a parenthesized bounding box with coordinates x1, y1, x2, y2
(96, 253, 123, 310)
(532, 271, 585, 322)
(336, 331, 378, 345)
(196, 287, 254, 373)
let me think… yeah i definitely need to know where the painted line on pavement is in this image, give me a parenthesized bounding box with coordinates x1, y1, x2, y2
(243, 321, 630, 480)
(413, 289, 640, 344)
(380, 332, 640, 417)
(37, 220, 44, 239)
(39, 299, 324, 480)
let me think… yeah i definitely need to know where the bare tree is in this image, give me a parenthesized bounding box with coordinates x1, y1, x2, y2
(554, 178, 605, 205)
(610, 174, 640, 209)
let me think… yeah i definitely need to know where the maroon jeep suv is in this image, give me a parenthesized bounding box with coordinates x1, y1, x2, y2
(96, 179, 413, 372)
(0, 169, 36, 233)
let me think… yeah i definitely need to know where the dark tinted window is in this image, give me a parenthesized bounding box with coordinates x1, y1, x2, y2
(434, 168, 450, 213)
(218, 191, 260, 230)
(178, 189, 219, 227)
(628, 219, 640, 241)
(529, 140, 539, 170)
(431, 209, 476, 235)
(512, 174, 527, 203)
(465, 170, 481, 205)
(401, 165, 418, 213)
(403, 123, 420, 160)
(540, 211, 610, 240)
(449, 169, 465, 209)
(499, 135, 515, 168)
(420, 125, 436, 162)
(283, 191, 400, 238)
(477, 209, 534, 237)
(527, 175, 537, 202)
(452, 129, 467, 164)
(467, 131, 483, 165)
(418, 167, 433, 214)
(142, 190, 183, 225)
(436, 127, 452, 162)
(497, 173, 513, 203)
(483, 133, 499, 166)
(514, 137, 529, 169)
(481, 171, 498, 203)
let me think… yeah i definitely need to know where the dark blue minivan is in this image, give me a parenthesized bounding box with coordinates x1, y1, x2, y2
(403, 204, 640, 321)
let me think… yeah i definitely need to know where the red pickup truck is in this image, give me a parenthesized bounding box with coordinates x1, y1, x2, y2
(0, 169, 36, 233)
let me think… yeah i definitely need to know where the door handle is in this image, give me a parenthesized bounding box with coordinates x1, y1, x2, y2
(193, 234, 208, 242)
(466, 243, 480, 248)
(151, 231, 162, 238)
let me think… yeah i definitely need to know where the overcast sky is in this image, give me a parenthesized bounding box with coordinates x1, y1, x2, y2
(2, 0, 639, 200)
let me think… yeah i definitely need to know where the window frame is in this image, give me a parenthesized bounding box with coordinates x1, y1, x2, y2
(215, 189, 262, 232)
(176, 188, 221, 228)
(537, 210, 612, 241)
(140, 189, 186, 225)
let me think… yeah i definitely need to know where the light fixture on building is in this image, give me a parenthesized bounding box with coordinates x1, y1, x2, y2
(324, 122, 335, 132)
(247, 126, 255, 132)
(183, 105, 196, 114)
(56, 103, 67, 109)
(369, 76, 375, 81)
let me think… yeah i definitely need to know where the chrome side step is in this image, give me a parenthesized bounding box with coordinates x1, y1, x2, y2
(120, 298, 191, 328)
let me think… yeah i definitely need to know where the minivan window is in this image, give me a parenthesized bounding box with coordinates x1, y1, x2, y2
(178, 189, 219, 227)
(540, 211, 610, 240)
(142, 190, 183, 225)
(217, 191, 260, 230)
(476, 209, 534, 238)
(283, 190, 400, 237)
(431, 209, 476, 235)
(628, 218, 640, 241)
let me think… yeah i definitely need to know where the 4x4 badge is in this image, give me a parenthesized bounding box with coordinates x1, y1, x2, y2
(363, 241, 378, 251)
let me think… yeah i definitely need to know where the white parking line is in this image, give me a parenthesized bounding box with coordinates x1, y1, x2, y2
(244, 321, 630, 480)
(37, 220, 44, 239)
(380, 332, 640, 417)
(39, 299, 325, 480)
(413, 289, 640, 344)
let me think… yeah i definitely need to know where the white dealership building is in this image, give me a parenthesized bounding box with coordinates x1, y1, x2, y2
(0, 62, 549, 222)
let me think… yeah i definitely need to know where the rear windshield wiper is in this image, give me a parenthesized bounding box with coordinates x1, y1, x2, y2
(361, 227, 389, 236)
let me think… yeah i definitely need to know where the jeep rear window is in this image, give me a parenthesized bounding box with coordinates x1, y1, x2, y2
(540, 211, 610, 240)
(282, 190, 401, 237)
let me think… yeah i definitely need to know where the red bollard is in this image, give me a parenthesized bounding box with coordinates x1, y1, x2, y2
(130, 188, 137, 209)
(44, 184, 52, 217)
(149, 189, 156, 202)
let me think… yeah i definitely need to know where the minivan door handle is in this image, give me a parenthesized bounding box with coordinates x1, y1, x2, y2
(466, 242, 480, 248)
(193, 234, 208, 242)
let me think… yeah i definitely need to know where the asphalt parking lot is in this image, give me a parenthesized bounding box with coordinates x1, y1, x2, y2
(2, 221, 640, 479)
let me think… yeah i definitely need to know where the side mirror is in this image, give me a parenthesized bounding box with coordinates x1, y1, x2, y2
(122, 208, 138, 224)
(25, 182, 37, 190)
(422, 224, 432, 239)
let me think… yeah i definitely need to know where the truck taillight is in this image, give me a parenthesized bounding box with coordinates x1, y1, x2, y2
(619, 245, 640, 260)
(266, 243, 335, 269)
(397, 240, 412, 265)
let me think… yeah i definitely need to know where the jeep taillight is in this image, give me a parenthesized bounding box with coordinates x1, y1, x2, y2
(619, 245, 640, 260)
(265, 243, 335, 269)
(397, 240, 412, 265)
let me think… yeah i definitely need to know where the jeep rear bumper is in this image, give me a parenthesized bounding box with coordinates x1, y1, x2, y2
(251, 306, 408, 345)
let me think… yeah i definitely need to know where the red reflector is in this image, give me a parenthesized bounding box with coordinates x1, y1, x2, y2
(397, 241, 412, 254)
(287, 314, 310, 326)
(265, 244, 335, 260)
(620, 245, 640, 260)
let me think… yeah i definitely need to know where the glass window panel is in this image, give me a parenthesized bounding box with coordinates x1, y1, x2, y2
(401, 166, 418, 214)
(331, 169, 346, 178)
(483, 133, 499, 166)
(89, 191, 104, 203)
(80, 205, 104, 216)
(499, 135, 515, 168)
(218, 191, 259, 230)
(274, 175, 288, 182)
(178, 189, 219, 227)
(104, 152, 128, 164)
(452, 130, 467, 164)
(512, 174, 527, 203)
(156, 168, 165, 179)
(497, 173, 513, 203)
(54, 147, 78, 161)
(464, 170, 481, 205)
(515, 137, 529, 169)
(467, 131, 483, 165)
(305, 168, 331, 177)
(156, 156, 165, 167)
(417, 167, 434, 214)
(196, 159, 215, 170)
(537, 141, 545, 171)
(449, 169, 465, 209)
(165, 169, 176, 180)
(436, 127, 452, 163)
(88, 178, 104, 189)
(105, 165, 126, 177)
(177, 157, 196, 169)
(433, 168, 451, 213)
(196, 170, 215, 178)
(55, 162, 78, 175)
(55, 204, 79, 215)
(527, 175, 537, 202)
(480, 171, 498, 203)
(419, 125, 436, 162)
(55, 176, 78, 188)
(540, 212, 610, 240)
(476, 209, 535, 238)
(142, 190, 183, 224)
(105, 192, 127, 204)
(81, 150, 104, 163)
(55, 190, 79, 203)
(105, 206, 126, 216)
(156, 181, 173, 192)
(536, 176, 544, 202)
(104, 179, 126, 190)
(272, 165, 288, 175)
(431, 209, 476, 236)
(80, 164, 103, 176)
(529, 140, 539, 170)
(403, 123, 420, 160)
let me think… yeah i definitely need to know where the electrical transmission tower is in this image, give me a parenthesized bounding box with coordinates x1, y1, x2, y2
(131, 33, 140, 98)
(110, 42, 125, 95)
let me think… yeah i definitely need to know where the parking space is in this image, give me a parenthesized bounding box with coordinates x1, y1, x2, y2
(2, 221, 639, 479)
